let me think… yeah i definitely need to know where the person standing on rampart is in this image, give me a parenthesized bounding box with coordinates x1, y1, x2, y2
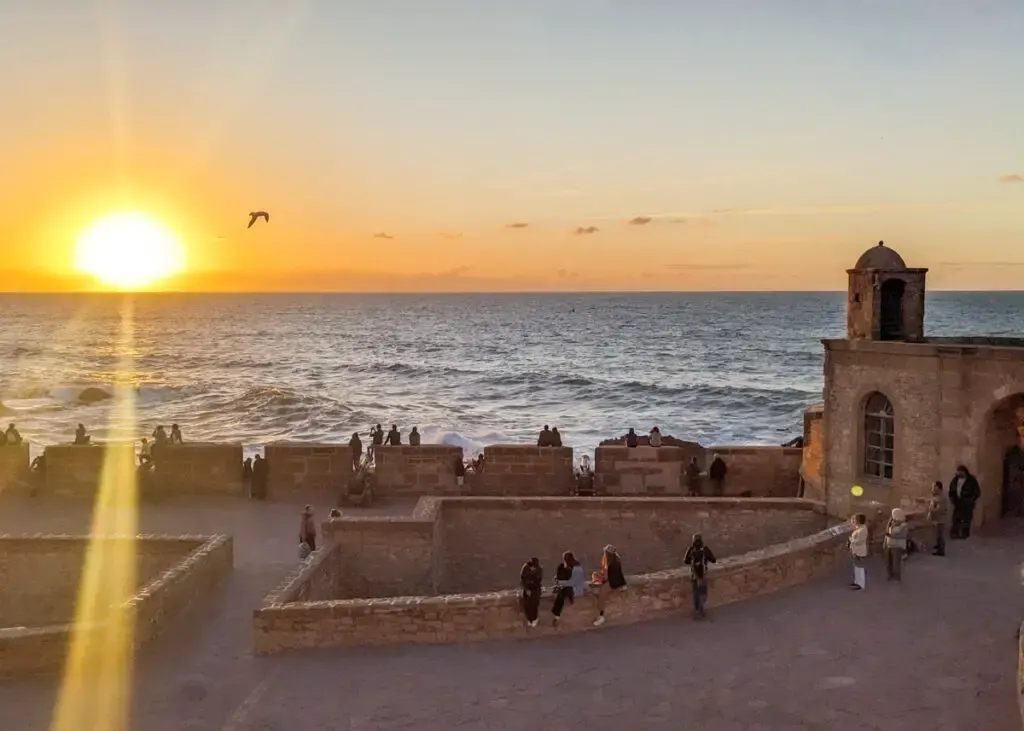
(349, 432, 363, 469)
(708, 453, 728, 496)
(926, 480, 947, 556)
(520, 557, 543, 627)
(685, 457, 702, 496)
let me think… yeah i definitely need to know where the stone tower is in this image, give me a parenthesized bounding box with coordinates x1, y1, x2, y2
(846, 241, 928, 341)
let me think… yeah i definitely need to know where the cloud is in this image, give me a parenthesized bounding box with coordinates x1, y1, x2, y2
(663, 263, 751, 271)
(938, 261, 1024, 268)
(372, 232, 393, 240)
(504, 222, 529, 229)
(574, 226, 599, 235)
(1000, 174, 1024, 184)
(627, 216, 652, 226)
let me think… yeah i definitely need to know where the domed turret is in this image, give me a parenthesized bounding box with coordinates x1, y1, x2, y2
(846, 241, 928, 342)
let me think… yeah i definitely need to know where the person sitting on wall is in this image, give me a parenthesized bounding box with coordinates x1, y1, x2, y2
(73, 423, 90, 445)
(550, 427, 563, 447)
(152, 425, 169, 446)
(5, 423, 22, 446)
(948, 464, 981, 540)
(453, 455, 466, 487)
(348, 432, 363, 469)
(138, 438, 153, 467)
(471, 453, 485, 473)
(685, 456, 702, 496)
(408, 426, 421, 446)
(625, 428, 638, 448)
(649, 426, 663, 448)
(708, 453, 728, 496)
(551, 551, 586, 626)
(537, 425, 554, 447)
(169, 424, 184, 444)
(385, 424, 401, 446)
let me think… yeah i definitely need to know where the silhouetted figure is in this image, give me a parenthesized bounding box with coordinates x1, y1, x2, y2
(684, 533, 716, 619)
(329, 508, 342, 518)
(0, 430, 5, 447)
(243, 457, 253, 497)
(247, 211, 270, 228)
(551, 427, 563, 447)
(252, 454, 268, 500)
(371, 424, 384, 446)
(170, 424, 183, 444)
(520, 557, 543, 627)
(949, 464, 981, 539)
(153, 425, 169, 446)
(5, 423, 22, 446)
(408, 426, 421, 446)
(349, 432, 362, 469)
(385, 424, 401, 446)
(299, 504, 317, 552)
(649, 426, 662, 448)
(74, 424, 90, 445)
(454, 455, 466, 487)
(685, 456, 702, 496)
(537, 425, 554, 447)
(139, 438, 153, 467)
(708, 453, 728, 496)
(625, 428, 638, 448)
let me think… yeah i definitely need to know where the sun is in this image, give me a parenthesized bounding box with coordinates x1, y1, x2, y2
(75, 211, 186, 289)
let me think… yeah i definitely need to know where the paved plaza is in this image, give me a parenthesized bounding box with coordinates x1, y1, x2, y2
(0, 495, 1021, 731)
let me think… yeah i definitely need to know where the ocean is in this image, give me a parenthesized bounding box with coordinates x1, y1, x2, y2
(0, 292, 1021, 458)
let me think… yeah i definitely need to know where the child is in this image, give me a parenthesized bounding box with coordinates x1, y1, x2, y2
(593, 545, 627, 627)
(926, 481, 947, 556)
(848, 513, 868, 590)
(684, 533, 716, 619)
(884, 508, 908, 581)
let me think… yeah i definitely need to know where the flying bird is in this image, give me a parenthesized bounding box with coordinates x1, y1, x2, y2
(247, 211, 270, 229)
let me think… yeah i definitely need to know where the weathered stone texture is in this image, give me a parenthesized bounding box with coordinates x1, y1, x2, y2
(43, 443, 134, 497)
(375, 445, 462, 497)
(707, 446, 802, 497)
(801, 404, 825, 503)
(0, 534, 232, 677)
(326, 513, 438, 598)
(478, 446, 574, 495)
(437, 497, 826, 593)
(0, 444, 29, 490)
(265, 442, 352, 497)
(152, 442, 243, 494)
(594, 445, 696, 495)
(822, 340, 1024, 527)
(252, 516, 848, 654)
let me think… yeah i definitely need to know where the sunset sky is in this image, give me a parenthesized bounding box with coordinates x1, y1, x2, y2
(2, 1, 1022, 292)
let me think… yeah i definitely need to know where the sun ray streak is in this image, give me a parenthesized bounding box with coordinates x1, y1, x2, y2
(49, 296, 138, 731)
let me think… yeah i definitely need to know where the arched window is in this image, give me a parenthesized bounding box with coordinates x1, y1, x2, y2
(863, 392, 895, 480)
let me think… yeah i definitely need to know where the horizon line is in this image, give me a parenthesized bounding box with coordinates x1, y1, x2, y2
(2, 288, 1023, 296)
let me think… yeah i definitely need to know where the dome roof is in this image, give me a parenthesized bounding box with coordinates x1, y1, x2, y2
(855, 241, 906, 270)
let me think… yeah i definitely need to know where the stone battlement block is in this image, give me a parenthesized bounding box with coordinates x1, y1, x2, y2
(265, 442, 353, 497)
(375, 444, 463, 497)
(151, 442, 243, 494)
(43, 443, 136, 497)
(0, 443, 30, 489)
(479, 445, 573, 495)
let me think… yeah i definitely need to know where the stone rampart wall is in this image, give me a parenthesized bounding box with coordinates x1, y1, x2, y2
(802, 404, 825, 502)
(478, 446, 574, 495)
(264, 442, 352, 497)
(253, 514, 849, 653)
(594, 445, 697, 495)
(0, 534, 232, 677)
(375, 445, 462, 497)
(152, 443, 242, 495)
(0, 443, 29, 491)
(707, 446, 803, 498)
(43, 443, 134, 497)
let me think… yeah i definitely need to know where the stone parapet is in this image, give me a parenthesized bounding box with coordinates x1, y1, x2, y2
(43, 443, 135, 497)
(374, 445, 463, 497)
(264, 442, 352, 497)
(0, 443, 29, 491)
(479, 445, 574, 495)
(594, 445, 699, 495)
(253, 516, 849, 653)
(707, 446, 803, 497)
(801, 404, 825, 502)
(152, 442, 243, 495)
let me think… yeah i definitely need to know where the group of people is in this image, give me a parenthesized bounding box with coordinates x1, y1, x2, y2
(348, 424, 423, 467)
(847, 464, 983, 590)
(536, 425, 564, 447)
(138, 424, 185, 466)
(0, 423, 22, 446)
(518, 533, 718, 628)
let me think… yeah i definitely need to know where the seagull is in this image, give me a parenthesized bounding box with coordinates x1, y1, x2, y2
(247, 211, 270, 229)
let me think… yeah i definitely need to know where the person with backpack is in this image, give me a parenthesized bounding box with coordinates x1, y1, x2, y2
(684, 533, 716, 620)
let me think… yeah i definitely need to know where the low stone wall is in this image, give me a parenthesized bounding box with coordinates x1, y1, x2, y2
(152, 442, 243, 495)
(478, 446, 574, 495)
(264, 442, 352, 497)
(375, 445, 462, 497)
(43, 443, 133, 497)
(0, 443, 29, 491)
(594, 445, 701, 495)
(253, 508, 848, 653)
(0, 534, 232, 677)
(801, 404, 825, 502)
(706, 446, 803, 498)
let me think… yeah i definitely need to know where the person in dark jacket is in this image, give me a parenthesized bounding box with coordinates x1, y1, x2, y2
(708, 454, 728, 496)
(551, 427, 563, 447)
(252, 453, 268, 500)
(348, 432, 363, 469)
(537, 425, 554, 447)
(520, 557, 543, 627)
(948, 464, 981, 539)
(685, 457, 702, 496)
(385, 424, 401, 446)
(408, 426, 421, 446)
(593, 544, 627, 626)
(551, 551, 585, 625)
(625, 428, 638, 448)
(684, 533, 717, 619)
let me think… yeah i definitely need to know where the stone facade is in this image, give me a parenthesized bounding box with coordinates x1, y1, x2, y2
(253, 510, 848, 653)
(0, 534, 232, 677)
(264, 442, 353, 497)
(0, 443, 29, 491)
(375, 445, 462, 497)
(707, 447, 802, 498)
(151, 442, 243, 495)
(477, 446, 574, 495)
(801, 404, 825, 503)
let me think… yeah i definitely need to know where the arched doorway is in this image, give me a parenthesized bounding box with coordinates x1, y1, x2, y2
(980, 393, 1024, 525)
(879, 279, 905, 341)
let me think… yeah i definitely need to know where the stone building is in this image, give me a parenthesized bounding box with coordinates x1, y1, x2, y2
(808, 241, 1024, 529)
